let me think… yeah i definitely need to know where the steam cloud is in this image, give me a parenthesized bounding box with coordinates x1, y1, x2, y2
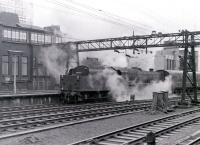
(101, 69, 130, 102)
(128, 53, 155, 70)
(39, 46, 68, 83)
(132, 76, 172, 100)
(98, 69, 172, 102)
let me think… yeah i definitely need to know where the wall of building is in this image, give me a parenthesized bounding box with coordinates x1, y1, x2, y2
(0, 12, 65, 91)
(155, 48, 179, 71)
(154, 51, 164, 70)
(154, 47, 199, 71)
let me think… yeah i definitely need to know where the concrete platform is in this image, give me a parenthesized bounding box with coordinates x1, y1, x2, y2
(0, 90, 61, 106)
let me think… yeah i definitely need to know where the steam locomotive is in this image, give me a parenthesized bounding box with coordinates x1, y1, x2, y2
(61, 65, 193, 103)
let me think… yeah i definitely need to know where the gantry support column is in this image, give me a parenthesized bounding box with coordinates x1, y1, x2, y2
(75, 43, 80, 66)
(191, 34, 198, 103)
(181, 31, 198, 104)
(181, 31, 188, 103)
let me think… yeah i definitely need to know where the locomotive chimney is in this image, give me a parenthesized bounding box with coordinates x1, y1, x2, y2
(149, 68, 154, 72)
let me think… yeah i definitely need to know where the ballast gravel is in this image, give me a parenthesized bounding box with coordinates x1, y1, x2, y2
(0, 107, 199, 145)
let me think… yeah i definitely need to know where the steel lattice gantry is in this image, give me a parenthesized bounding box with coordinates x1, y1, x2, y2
(68, 30, 200, 104)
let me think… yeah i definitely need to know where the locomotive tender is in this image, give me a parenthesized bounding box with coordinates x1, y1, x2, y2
(60, 66, 110, 103)
(60, 65, 200, 103)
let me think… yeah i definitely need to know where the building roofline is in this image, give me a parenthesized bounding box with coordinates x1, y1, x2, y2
(0, 23, 53, 34)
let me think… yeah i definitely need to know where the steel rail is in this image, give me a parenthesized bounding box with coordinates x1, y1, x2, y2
(71, 108, 200, 145)
(0, 96, 180, 121)
(0, 102, 154, 139)
(0, 97, 189, 140)
(0, 101, 151, 120)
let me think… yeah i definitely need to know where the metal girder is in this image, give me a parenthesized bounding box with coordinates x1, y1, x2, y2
(70, 31, 200, 52)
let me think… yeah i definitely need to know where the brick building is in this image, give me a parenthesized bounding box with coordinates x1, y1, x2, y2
(0, 12, 65, 91)
(154, 47, 198, 71)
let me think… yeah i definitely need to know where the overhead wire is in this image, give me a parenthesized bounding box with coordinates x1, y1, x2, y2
(43, 0, 149, 31)
(63, 0, 151, 30)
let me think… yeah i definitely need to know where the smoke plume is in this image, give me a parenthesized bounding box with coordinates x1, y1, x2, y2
(101, 69, 130, 102)
(132, 76, 172, 100)
(39, 45, 71, 83)
(97, 68, 172, 102)
(128, 53, 155, 70)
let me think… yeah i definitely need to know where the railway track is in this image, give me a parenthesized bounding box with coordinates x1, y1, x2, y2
(0, 99, 154, 115)
(0, 96, 180, 121)
(0, 95, 182, 122)
(0, 103, 59, 112)
(0, 97, 181, 140)
(0, 95, 180, 113)
(180, 137, 200, 145)
(176, 131, 200, 145)
(0, 102, 153, 139)
(0, 101, 151, 120)
(71, 108, 200, 145)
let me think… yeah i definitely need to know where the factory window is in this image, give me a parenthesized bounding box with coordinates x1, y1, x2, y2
(20, 31, 27, 41)
(3, 30, 8, 38)
(11, 30, 20, 40)
(38, 34, 44, 43)
(56, 36, 62, 43)
(8, 30, 11, 38)
(12, 30, 16, 39)
(45, 35, 52, 44)
(3, 28, 27, 42)
(2, 56, 8, 75)
(11, 56, 19, 75)
(15, 31, 20, 40)
(167, 59, 176, 70)
(3, 29, 11, 38)
(31, 33, 45, 43)
(22, 56, 28, 76)
(31, 33, 37, 42)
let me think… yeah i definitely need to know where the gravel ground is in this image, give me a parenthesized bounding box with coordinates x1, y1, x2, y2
(0, 107, 198, 145)
(158, 124, 200, 145)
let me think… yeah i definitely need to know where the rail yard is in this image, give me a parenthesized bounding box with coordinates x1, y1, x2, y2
(0, 0, 200, 145)
(0, 100, 199, 145)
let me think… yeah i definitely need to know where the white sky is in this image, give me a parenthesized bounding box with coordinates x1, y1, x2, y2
(30, 0, 200, 70)
(32, 0, 200, 39)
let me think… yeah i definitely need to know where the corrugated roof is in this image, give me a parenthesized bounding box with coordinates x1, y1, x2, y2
(16, 23, 45, 31)
(16, 23, 44, 31)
